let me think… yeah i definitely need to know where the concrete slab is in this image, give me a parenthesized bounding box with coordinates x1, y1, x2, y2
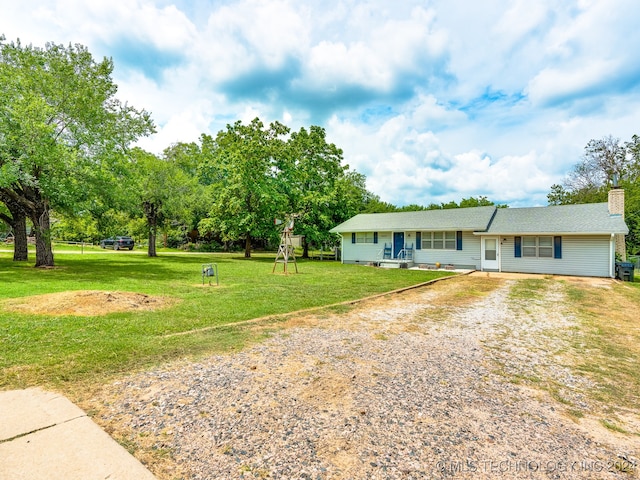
(468, 271, 549, 280)
(0, 388, 156, 480)
(0, 388, 85, 441)
(468, 271, 616, 286)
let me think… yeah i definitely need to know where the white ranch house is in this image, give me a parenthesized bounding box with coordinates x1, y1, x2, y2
(330, 190, 629, 278)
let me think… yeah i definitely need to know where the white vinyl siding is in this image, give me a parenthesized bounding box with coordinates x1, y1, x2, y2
(341, 234, 380, 263)
(415, 232, 481, 269)
(378, 232, 392, 244)
(501, 235, 613, 277)
(341, 231, 481, 269)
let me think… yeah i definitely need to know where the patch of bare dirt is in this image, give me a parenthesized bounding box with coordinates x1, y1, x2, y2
(2, 290, 175, 316)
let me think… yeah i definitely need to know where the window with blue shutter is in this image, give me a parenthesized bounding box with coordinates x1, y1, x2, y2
(553, 236, 562, 259)
(416, 232, 421, 249)
(514, 236, 522, 258)
(351, 232, 356, 244)
(373, 232, 378, 244)
(456, 231, 463, 250)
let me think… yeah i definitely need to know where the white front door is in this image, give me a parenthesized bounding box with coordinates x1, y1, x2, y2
(482, 237, 500, 271)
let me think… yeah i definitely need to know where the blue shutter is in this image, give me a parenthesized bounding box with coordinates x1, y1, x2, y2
(554, 236, 562, 259)
(456, 231, 463, 250)
(351, 232, 356, 244)
(514, 236, 522, 258)
(373, 232, 378, 244)
(416, 232, 421, 250)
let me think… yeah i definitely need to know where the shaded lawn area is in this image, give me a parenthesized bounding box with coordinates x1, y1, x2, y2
(0, 252, 453, 389)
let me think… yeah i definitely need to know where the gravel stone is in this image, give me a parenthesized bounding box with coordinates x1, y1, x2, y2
(91, 277, 639, 479)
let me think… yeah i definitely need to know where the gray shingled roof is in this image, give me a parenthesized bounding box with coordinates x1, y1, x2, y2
(330, 202, 629, 235)
(487, 203, 628, 235)
(330, 206, 497, 232)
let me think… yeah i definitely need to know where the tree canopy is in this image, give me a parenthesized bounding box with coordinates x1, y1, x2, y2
(196, 119, 369, 257)
(362, 195, 502, 213)
(126, 148, 199, 257)
(197, 119, 288, 258)
(547, 135, 640, 254)
(0, 37, 154, 266)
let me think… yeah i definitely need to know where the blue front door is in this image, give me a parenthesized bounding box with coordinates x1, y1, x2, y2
(393, 232, 404, 259)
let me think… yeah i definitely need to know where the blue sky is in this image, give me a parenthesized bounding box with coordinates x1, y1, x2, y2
(3, 0, 640, 207)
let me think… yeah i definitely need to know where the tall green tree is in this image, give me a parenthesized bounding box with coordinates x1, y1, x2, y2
(547, 135, 640, 254)
(0, 192, 28, 261)
(551, 136, 630, 204)
(198, 119, 288, 258)
(361, 194, 398, 213)
(162, 141, 212, 240)
(0, 38, 154, 266)
(458, 196, 496, 208)
(127, 148, 197, 257)
(278, 126, 353, 257)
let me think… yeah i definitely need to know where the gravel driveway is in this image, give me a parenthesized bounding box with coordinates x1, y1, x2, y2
(90, 275, 639, 479)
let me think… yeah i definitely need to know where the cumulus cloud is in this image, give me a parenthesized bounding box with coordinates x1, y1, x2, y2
(3, 0, 640, 208)
(198, 0, 307, 83)
(524, 0, 640, 109)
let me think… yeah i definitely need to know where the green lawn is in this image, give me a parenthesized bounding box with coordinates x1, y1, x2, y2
(0, 250, 453, 389)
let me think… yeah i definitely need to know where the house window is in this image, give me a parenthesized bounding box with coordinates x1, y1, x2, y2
(538, 237, 553, 258)
(522, 237, 537, 257)
(522, 236, 553, 258)
(355, 232, 375, 243)
(421, 231, 456, 250)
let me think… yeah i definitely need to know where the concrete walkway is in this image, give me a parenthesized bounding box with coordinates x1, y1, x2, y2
(0, 388, 156, 480)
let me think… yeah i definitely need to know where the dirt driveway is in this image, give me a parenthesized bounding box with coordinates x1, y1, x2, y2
(87, 275, 639, 479)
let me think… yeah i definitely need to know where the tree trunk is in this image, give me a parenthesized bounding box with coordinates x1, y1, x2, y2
(12, 212, 28, 262)
(302, 237, 309, 259)
(148, 227, 157, 257)
(244, 233, 251, 258)
(144, 201, 158, 257)
(31, 200, 54, 267)
(0, 193, 29, 262)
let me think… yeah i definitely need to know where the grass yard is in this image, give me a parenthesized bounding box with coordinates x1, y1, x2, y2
(0, 250, 453, 390)
(564, 279, 640, 420)
(504, 276, 640, 430)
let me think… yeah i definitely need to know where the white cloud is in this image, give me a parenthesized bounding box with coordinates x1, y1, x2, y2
(301, 5, 446, 93)
(11, 0, 196, 51)
(198, 0, 307, 82)
(239, 106, 263, 124)
(3, 0, 640, 208)
(526, 59, 620, 107)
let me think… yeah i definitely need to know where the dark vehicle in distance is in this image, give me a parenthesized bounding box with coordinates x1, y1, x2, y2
(100, 236, 135, 250)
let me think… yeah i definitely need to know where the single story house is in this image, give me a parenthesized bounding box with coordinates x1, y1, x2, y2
(330, 190, 629, 278)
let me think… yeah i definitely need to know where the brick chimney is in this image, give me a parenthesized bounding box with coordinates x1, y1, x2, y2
(608, 187, 626, 260)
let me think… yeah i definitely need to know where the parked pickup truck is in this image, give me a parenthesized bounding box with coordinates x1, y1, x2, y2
(100, 236, 135, 250)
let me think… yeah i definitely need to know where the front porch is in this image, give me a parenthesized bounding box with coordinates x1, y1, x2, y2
(378, 241, 414, 264)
